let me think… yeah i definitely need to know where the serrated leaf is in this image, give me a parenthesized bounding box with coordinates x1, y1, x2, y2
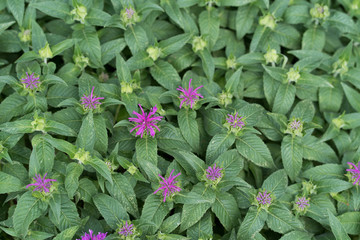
(281, 135, 303, 181)
(30, 134, 55, 175)
(124, 25, 149, 54)
(7, 0, 24, 26)
(76, 112, 95, 151)
(135, 137, 160, 181)
(342, 82, 360, 112)
(236, 5, 258, 39)
(150, 60, 181, 90)
(65, 162, 83, 198)
(178, 108, 200, 153)
(267, 203, 303, 234)
(206, 133, 235, 164)
(31, 1, 70, 20)
(302, 27, 325, 51)
(180, 202, 210, 231)
(199, 9, 219, 48)
(328, 209, 351, 240)
(53, 226, 79, 240)
(116, 53, 131, 83)
(290, 100, 315, 122)
(212, 192, 240, 231)
(0, 171, 23, 194)
(87, 156, 113, 184)
(238, 207, 268, 239)
(262, 169, 288, 199)
(273, 83, 296, 114)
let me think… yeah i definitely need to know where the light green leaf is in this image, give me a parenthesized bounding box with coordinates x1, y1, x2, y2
(236, 5, 258, 39)
(65, 162, 83, 198)
(342, 82, 360, 112)
(30, 134, 55, 175)
(302, 27, 325, 51)
(159, 33, 192, 56)
(125, 25, 149, 54)
(290, 100, 315, 122)
(76, 112, 95, 151)
(281, 135, 303, 181)
(338, 212, 360, 235)
(238, 207, 268, 239)
(51, 39, 75, 57)
(178, 108, 200, 153)
(7, 0, 24, 26)
(116, 53, 131, 84)
(0, 171, 23, 194)
(31, 1, 70, 20)
(273, 83, 296, 115)
(45, 120, 77, 137)
(53, 226, 80, 240)
(199, 9, 219, 48)
(0, 120, 33, 134)
(328, 209, 351, 240)
(267, 203, 303, 234)
(180, 202, 210, 231)
(150, 60, 181, 90)
(262, 170, 288, 199)
(206, 133, 235, 164)
(212, 192, 240, 231)
(87, 156, 113, 184)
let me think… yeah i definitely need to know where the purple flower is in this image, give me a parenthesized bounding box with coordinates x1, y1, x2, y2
(126, 8, 135, 19)
(118, 221, 134, 237)
(346, 162, 360, 185)
(290, 119, 302, 129)
(26, 173, 56, 193)
(81, 86, 104, 109)
(256, 190, 272, 206)
(77, 229, 107, 240)
(21, 72, 40, 89)
(128, 104, 163, 138)
(295, 197, 309, 210)
(154, 169, 181, 202)
(206, 164, 223, 181)
(177, 78, 203, 109)
(226, 113, 245, 129)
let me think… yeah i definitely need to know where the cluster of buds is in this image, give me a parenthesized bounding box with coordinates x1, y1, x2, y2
(264, 49, 279, 66)
(310, 4, 330, 21)
(332, 59, 348, 77)
(73, 148, 91, 164)
(71, 4, 88, 24)
(31, 116, 46, 133)
(18, 29, 31, 42)
(39, 43, 53, 64)
(217, 91, 233, 107)
(259, 13, 277, 30)
(286, 67, 301, 83)
(192, 36, 207, 52)
(120, 80, 140, 94)
(121, 7, 140, 27)
(302, 180, 317, 196)
(226, 55, 237, 69)
(146, 46, 162, 61)
(105, 159, 118, 173)
(285, 118, 304, 137)
(74, 55, 89, 70)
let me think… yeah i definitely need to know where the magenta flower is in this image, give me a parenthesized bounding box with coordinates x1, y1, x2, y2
(118, 221, 134, 237)
(226, 112, 245, 129)
(346, 162, 360, 185)
(128, 104, 163, 138)
(206, 164, 223, 181)
(295, 197, 310, 210)
(26, 173, 56, 193)
(21, 72, 40, 89)
(256, 190, 272, 206)
(154, 169, 181, 202)
(81, 86, 104, 109)
(126, 8, 135, 19)
(290, 119, 302, 129)
(77, 229, 107, 240)
(177, 78, 203, 109)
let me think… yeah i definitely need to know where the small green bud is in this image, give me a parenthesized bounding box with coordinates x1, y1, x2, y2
(146, 46, 162, 61)
(332, 117, 345, 129)
(286, 67, 300, 83)
(39, 43, 53, 61)
(120, 7, 140, 27)
(302, 181, 317, 196)
(310, 4, 330, 20)
(120, 81, 134, 94)
(264, 49, 279, 65)
(74, 55, 89, 70)
(218, 91, 233, 107)
(0, 142, 4, 153)
(127, 164, 138, 175)
(18, 29, 31, 42)
(31, 117, 46, 132)
(259, 14, 276, 30)
(226, 55, 237, 69)
(351, 0, 360, 10)
(332, 59, 348, 77)
(73, 148, 91, 164)
(71, 5, 88, 24)
(192, 36, 207, 52)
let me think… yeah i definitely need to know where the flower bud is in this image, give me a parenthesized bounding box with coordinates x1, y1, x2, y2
(226, 55, 237, 69)
(332, 59, 348, 77)
(71, 5, 88, 24)
(127, 164, 138, 175)
(332, 117, 345, 129)
(218, 91, 233, 107)
(285, 118, 303, 137)
(74, 55, 89, 70)
(192, 36, 207, 52)
(120, 81, 134, 94)
(73, 148, 91, 164)
(264, 49, 279, 65)
(0, 142, 4, 153)
(286, 67, 300, 83)
(121, 7, 140, 27)
(18, 29, 31, 42)
(302, 181, 317, 195)
(310, 4, 330, 20)
(31, 117, 46, 132)
(259, 14, 276, 30)
(39, 43, 53, 61)
(146, 46, 162, 61)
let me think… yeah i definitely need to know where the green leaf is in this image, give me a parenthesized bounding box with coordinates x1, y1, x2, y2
(198, 49, 215, 80)
(135, 137, 160, 182)
(0, 21, 15, 35)
(31, 1, 70, 20)
(236, 4, 258, 39)
(86, 8, 111, 26)
(7, 0, 24, 26)
(93, 115, 108, 155)
(212, 192, 240, 231)
(51, 39, 75, 56)
(281, 135, 303, 181)
(101, 38, 126, 64)
(328, 209, 351, 240)
(43, 74, 67, 86)
(0, 30, 22, 53)
(0, 120, 33, 134)
(199, 9, 219, 48)
(150, 60, 181, 90)
(187, 212, 213, 240)
(273, 24, 300, 49)
(87, 156, 113, 184)
(105, 174, 139, 218)
(13, 192, 48, 238)
(116, 53, 131, 83)
(0, 93, 26, 124)
(31, 20, 47, 52)
(53, 226, 80, 240)
(157, 123, 191, 151)
(178, 108, 200, 153)
(302, 164, 344, 181)
(262, 170, 288, 199)
(290, 100, 315, 122)
(236, 134, 275, 168)
(76, 112, 95, 152)
(214, 149, 244, 177)
(267, 203, 303, 234)
(65, 162, 83, 199)
(305, 193, 336, 226)
(342, 82, 360, 112)
(159, 33, 192, 56)
(160, 213, 181, 233)
(15, 51, 41, 63)
(302, 27, 325, 51)
(279, 231, 313, 240)
(250, 25, 271, 52)
(238, 207, 268, 239)
(30, 134, 55, 175)
(338, 212, 360, 235)
(301, 135, 338, 163)
(125, 25, 149, 54)
(42, 135, 77, 157)
(273, 83, 296, 114)
(45, 120, 77, 137)
(315, 179, 352, 193)
(127, 50, 154, 71)
(180, 202, 210, 231)
(206, 133, 235, 164)
(297, 72, 333, 88)
(93, 193, 129, 230)
(225, 67, 242, 95)
(0, 171, 23, 194)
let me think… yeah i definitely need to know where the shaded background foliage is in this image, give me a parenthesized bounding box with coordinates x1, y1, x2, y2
(1, 0, 360, 239)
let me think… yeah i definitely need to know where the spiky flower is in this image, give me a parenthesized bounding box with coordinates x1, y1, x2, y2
(295, 197, 310, 210)
(256, 190, 272, 206)
(21, 72, 41, 89)
(126, 8, 135, 19)
(285, 118, 303, 137)
(80, 86, 104, 110)
(121, 6, 140, 26)
(226, 113, 245, 129)
(346, 162, 360, 185)
(177, 79, 203, 109)
(290, 119, 301, 129)
(128, 104, 163, 138)
(206, 164, 223, 181)
(154, 169, 181, 202)
(118, 221, 134, 237)
(26, 173, 56, 193)
(76, 229, 107, 240)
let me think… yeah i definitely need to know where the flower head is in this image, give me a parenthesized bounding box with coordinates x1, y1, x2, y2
(226, 113, 245, 129)
(295, 197, 310, 210)
(206, 164, 223, 181)
(26, 173, 56, 193)
(128, 104, 163, 138)
(290, 119, 301, 129)
(118, 221, 134, 237)
(21, 72, 40, 89)
(256, 190, 272, 206)
(346, 162, 360, 185)
(177, 79, 203, 109)
(80, 86, 104, 110)
(285, 118, 303, 137)
(121, 6, 140, 26)
(126, 8, 135, 19)
(77, 229, 107, 240)
(287, 67, 300, 83)
(153, 169, 181, 202)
